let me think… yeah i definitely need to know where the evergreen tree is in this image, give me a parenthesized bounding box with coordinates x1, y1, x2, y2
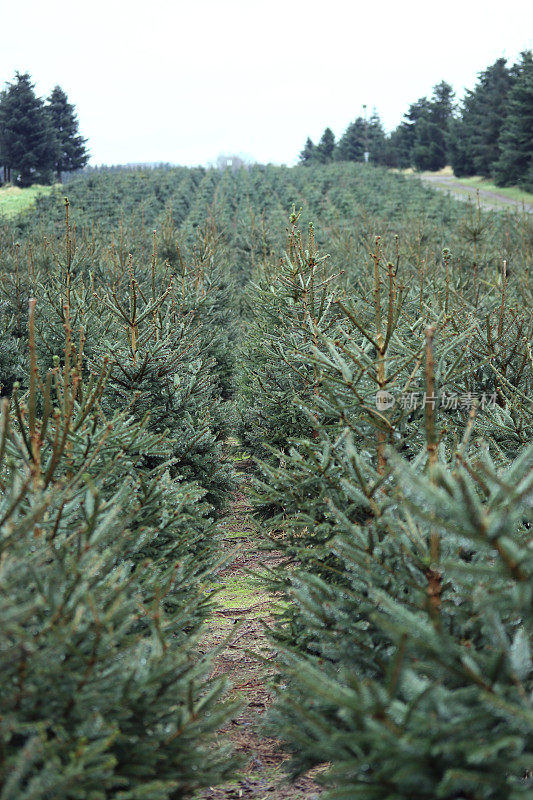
(391, 83, 453, 171)
(0, 72, 58, 186)
(268, 445, 533, 800)
(238, 215, 339, 461)
(388, 97, 431, 170)
(0, 301, 239, 798)
(412, 82, 454, 171)
(46, 85, 89, 182)
(431, 80, 454, 129)
(30, 205, 235, 515)
(450, 59, 513, 178)
(471, 58, 513, 177)
(367, 111, 387, 164)
(448, 112, 476, 177)
(494, 50, 533, 188)
(299, 136, 317, 165)
(387, 123, 412, 168)
(316, 127, 335, 163)
(336, 117, 366, 162)
(249, 217, 532, 799)
(412, 116, 443, 170)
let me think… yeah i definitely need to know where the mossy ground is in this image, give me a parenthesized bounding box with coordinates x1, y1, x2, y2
(197, 474, 323, 799)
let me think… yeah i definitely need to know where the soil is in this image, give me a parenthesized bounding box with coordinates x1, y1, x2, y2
(419, 174, 533, 213)
(196, 476, 323, 800)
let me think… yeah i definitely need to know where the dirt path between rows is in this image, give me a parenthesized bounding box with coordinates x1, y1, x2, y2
(419, 175, 533, 213)
(196, 477, 323, 799)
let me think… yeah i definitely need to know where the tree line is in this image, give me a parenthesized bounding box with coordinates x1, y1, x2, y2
(300, 50, 533, 189)
(0, 72, 88, 186)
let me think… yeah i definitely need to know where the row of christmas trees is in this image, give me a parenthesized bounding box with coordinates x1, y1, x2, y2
(0, 72, 89, 187)
(0, 202, 241, 796)
(238, 213, 532, 798)
(300, 50, 533, 189)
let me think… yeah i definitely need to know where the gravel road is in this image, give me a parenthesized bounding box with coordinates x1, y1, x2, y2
(419, 175, 533, 213)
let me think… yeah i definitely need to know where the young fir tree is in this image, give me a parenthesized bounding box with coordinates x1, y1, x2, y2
(30, 202, 235, 515)
(259, 313, 532, 798)
(0, 72, 58, 186)
(46, 85, 89, 182)
(167, 215, 238, 403)
(252, 237, 455, 636)
(0, 301, 239, 798)
(249, 218, 532, 799)
(268, 442, 533, 800)
(238, 212, 340, 463)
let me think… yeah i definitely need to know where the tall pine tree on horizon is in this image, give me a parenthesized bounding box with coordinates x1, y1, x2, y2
(47, 85, 89, 181)
(316, 127, 335, 163)
(0, 72, 58, 186)
(449, 58, 514, 178)
(494, 50, 533, 188)
(336, 117, 367, 162)
(411, 81, 454, 171)
(299, 136, 316, 164)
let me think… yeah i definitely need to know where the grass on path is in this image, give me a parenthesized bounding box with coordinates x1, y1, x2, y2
(197, 471, 323, 799)
(397, 165, 533, 209)
(451, 175, 533, 206)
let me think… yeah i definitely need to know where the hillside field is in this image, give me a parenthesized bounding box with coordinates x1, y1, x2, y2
(0, 163, 531, 800)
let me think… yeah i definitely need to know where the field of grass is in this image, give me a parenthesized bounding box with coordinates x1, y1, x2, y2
(0, 183, 54, 217)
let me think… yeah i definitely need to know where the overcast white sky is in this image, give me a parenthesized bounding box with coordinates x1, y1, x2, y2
(1, 0, 532, 166)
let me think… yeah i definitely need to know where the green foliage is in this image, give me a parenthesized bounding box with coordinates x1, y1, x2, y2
(0, 73, 59, 186)
(494, 51, 533, 189)
(450, 58, 513, 178)
(297, 50, 530, 187)
(1, 198, 237, 513)
(1, 160, 532, 797)
(47, 86, 89, 182)
(336, 118, 367, 162)
(299, 137, 316, 165)
(237, 216, 339, 460)
(269, 447, 533, 799)
(408, 82, 454, 171)
(0, 302, 239, 798)
(245, 211, 532, 798)
(365, 112, 388, 165)
(316, 128, 336, 164)
(0, 176, 245, 795)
